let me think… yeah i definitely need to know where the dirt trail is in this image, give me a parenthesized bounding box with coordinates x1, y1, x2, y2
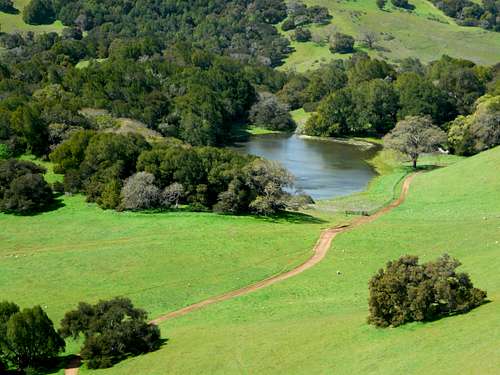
(65, 173, 416, 374)
(150, 173, 416, 324)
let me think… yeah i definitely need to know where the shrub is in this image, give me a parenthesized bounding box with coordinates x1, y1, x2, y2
(329, 33, 355, 54)
(292, 27, 312, 42)
(22, 0, 55, 25)
(0, 159, 54, 214)
(60, 298, 161, 369)
(0, 0, 16, 14)
(368, 254, 487, 327)
(281, 18, 296, 31)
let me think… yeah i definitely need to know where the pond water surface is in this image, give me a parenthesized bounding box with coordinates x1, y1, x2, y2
(233, 134, 378, 200)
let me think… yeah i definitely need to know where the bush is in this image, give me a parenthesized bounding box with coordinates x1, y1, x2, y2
(368, 254, 487, 327)
(292, 27, 312, 42)
(281, 18, 296, 31)
(0, 0, 16, 14)
(60, 298, 161, 369)
(22, 0, 55, 25)
(0, 159, 54, 214)
(329, 33, 355, 54)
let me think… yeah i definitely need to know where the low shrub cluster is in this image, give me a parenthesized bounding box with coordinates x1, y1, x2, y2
(368, 254, 487, 327)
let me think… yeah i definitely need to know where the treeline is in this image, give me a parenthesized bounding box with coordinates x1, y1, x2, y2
(0, 41, 290, 159)
(18, 0, 292, 66)
(0, 298, 160, 372)
(428, 0, 500, 31)
(49, 131, 303, 214)
(283, 55, 499, 155)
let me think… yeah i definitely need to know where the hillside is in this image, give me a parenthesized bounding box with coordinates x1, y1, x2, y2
(280, 0, 500, 71)
(90, 147, 500, 374)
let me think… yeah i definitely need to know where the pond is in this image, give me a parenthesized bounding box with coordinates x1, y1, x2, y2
(232, 134, 379, 200)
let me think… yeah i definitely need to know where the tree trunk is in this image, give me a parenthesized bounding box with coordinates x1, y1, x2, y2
(412, 158, 417, 169)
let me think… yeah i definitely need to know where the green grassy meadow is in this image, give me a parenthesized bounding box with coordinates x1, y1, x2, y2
(280, 0, 500, 72)
(82, 147, 500, 374)
(0, 0, 64, 34)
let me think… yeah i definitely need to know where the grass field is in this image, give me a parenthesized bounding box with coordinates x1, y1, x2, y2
(82, 147, 500, 374)
(0, 0, 64, 34)
(280, 0, 500, 71)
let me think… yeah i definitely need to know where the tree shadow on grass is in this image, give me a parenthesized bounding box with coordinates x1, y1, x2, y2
(6, 198, 65, 217)
(0, 6, 20, 15)
(254, 210, 328, 224)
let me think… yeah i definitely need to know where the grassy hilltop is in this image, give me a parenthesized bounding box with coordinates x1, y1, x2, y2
(280, 0, 500, 71)
(84, 147, 500, 374)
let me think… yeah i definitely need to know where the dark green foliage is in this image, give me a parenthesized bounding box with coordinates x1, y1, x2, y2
(0, 0, 17, 14)
(59, 298, 161, 369)
(395, 72, 455, 124)
(376, 0, 387, 9)
(0, 302, 65, 370)
(428, 55, 487, 114)
(249, 93, 296, 131)
(329, 33, 355, 54)
(292, 27, 312, 42)
(428, 0, 499, 31)
(448, 95, 500, 155)
(391, 0, 415, 10)
(368, 255, 487, 327)
(301, 55, 494, 139)
(304, 79, 398, 136)
(284, 1, 331, 30)
(23, 0, 56, 25)
(0, 159, 54, 214)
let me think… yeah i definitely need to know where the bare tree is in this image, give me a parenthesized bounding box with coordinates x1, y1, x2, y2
(121, 172, 160, 210)
(383, 116, 447, 168)
(161, 182, 184, 208)
(360, 31, 378, 49)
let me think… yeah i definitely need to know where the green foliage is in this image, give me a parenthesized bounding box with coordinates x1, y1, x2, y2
(376, 0, 387, 9)
(368, 254, 486, 327)
(0, 143, 11, 159)
(383, 116, 447, 167)
(329, 33, 355, 54)
(448, 95, 500, 155)
(22, 0, 55, 25)
(249, 92, 296, 131)
(291, 27, 312, 42)
(427, 0, 499, 31)
(395, 72, 454, 124)
(0, 0, 16, 14)
(0, 159, 53, 214)
(60, 297, 161, 369)
(0, 302, 64, 370)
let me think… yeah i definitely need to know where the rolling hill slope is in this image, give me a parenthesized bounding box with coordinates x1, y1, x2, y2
(280, 0, 500, 71)
(90, 147, 500, 374)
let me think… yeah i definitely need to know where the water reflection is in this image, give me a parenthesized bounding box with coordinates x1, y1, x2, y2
(232, 134, 378, 200)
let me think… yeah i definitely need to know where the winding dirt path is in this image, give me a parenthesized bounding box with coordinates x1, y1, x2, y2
(65, 173, 416, 374)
